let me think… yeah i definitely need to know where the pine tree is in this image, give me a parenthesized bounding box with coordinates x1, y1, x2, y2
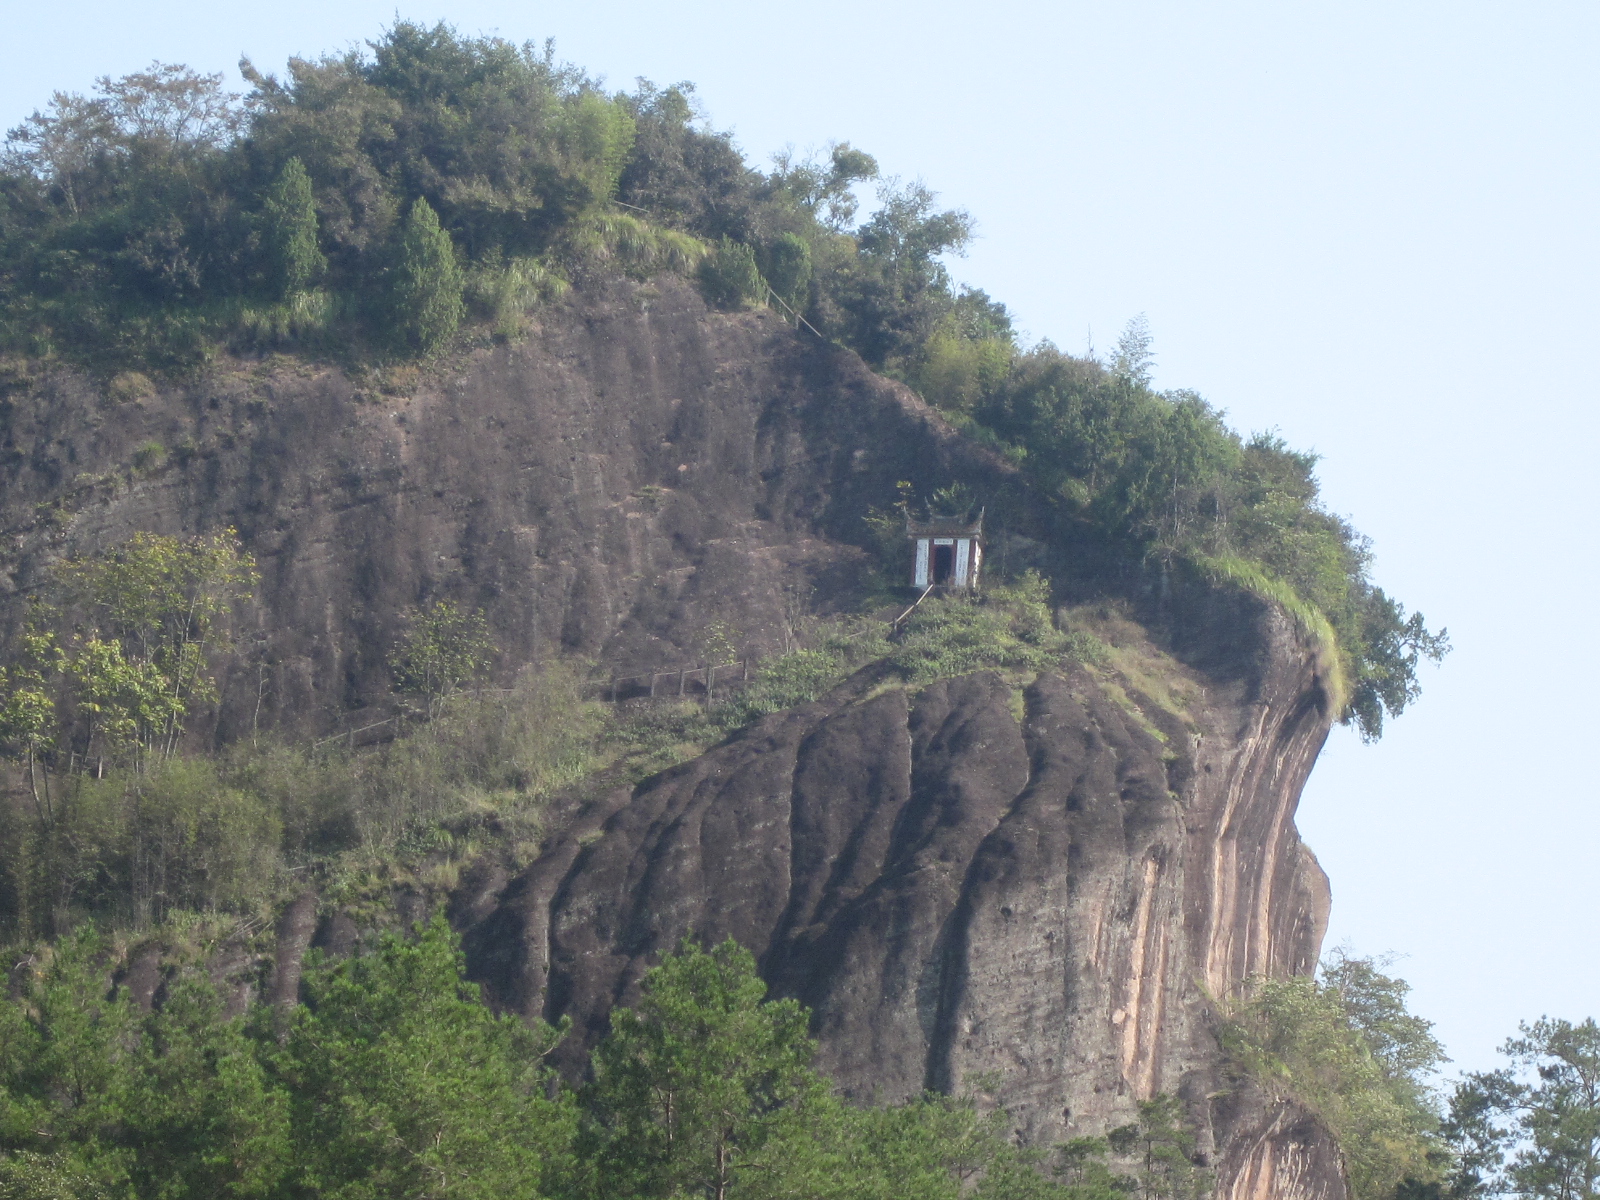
(260, 157, 325, 299)
(585, 939, 822, 1200)
(390, 198, 465, 353)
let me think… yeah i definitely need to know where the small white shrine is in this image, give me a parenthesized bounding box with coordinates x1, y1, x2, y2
(907, 508, 984, 589)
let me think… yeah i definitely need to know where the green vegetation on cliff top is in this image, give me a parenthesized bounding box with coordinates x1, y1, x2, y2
(0, 21, 1444, 740)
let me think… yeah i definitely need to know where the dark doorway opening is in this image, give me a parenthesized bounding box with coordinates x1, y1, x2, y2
(932, 543, 955, 584)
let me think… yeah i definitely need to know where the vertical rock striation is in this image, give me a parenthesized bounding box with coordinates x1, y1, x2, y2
(471, 592, 1343, 1199)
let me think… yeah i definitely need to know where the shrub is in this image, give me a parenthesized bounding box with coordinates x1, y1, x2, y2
(696, 237, 764, 309)
(761, 232, 812, 312)
(5, 755, 283, 929)
(714, 618, 889, 727)
(343, 664, 606, 848)
(889, 573, 1068, 684)
(466, 256, 568, 339)
(130, 441, 166, 473)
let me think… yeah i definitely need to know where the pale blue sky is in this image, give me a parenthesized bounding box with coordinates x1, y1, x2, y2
(5, 0, 1597, 1077)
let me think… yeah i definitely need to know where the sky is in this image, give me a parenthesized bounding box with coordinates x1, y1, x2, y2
(4, 0, 1597, 1078)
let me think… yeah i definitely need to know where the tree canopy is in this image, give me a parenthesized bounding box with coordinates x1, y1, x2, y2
(0, 927, 1201, 1200)
(1444, 1019, 1600, 1200)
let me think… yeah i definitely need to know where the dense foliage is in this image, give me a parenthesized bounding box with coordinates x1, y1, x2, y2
(0, 927, 1200, 1200)
(0, 27, 635, 365)
(0, 533, 606, 938)
(1222, 952, 1449, 1200)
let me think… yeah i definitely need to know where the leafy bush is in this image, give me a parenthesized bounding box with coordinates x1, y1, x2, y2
(334, 664, 606, 849)
(466, 255, 569, 338)
(559, 211, 705, 279)
(718, 618, 890, 723)
(760, 231, 812, 311)
(0, 659, 606, 936)
(129, 440, 166, 473)
(696, 236, 764, 309)
(1221, 953, 1446, 1200)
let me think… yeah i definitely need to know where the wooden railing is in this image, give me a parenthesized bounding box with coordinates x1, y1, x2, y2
(890, 585, 935, 633)
(602, 659, 753, 703)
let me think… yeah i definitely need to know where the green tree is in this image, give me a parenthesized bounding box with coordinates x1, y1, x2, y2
(768, 142, 880, 231)
(1, 937, 286, 1199)
(816, 177, 973, 367)
(53, 529, 257, 763)
(0, 624, 62, 828)
(118, 972, 289, 1199)
(1222, 955, 1446, 1200)
(389, 197, 465, 353)
(0, 532, 257, 931)
(274, 916, 568, 1200)
(1446, 1019, 1600, 1200)
(583, 938, 824, 1200)
(1110, 314, 1155, 388)
(261, 156, 326, 297)
(388, 600, 495, 718)
(697, 238, 764, 310)
(0, 929, 139, 1193)
(0, 1151, 111, 1200)
(1107, 1095, 1209, 1200)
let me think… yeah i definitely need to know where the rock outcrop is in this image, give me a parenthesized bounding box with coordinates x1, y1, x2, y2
(467, 587, 1339, 1197)
(0, 275, 1346, 1198)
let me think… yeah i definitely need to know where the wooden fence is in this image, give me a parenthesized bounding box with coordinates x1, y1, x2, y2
(602, 659, 753, 703)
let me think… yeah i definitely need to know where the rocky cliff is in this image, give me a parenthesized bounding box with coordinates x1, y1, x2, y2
(0, 276, 1346, 1198)
(1, 275, 1045, 741)
(466, 597, 1338, 1199)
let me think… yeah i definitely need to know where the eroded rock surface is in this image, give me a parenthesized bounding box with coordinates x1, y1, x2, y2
(469, 594, 1342, 1199)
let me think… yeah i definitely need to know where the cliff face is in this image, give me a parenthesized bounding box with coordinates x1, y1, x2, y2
(0, 277, 1039, 742)
(0, 277, 1344, 1198)
(469, 596, 1337, 1198)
